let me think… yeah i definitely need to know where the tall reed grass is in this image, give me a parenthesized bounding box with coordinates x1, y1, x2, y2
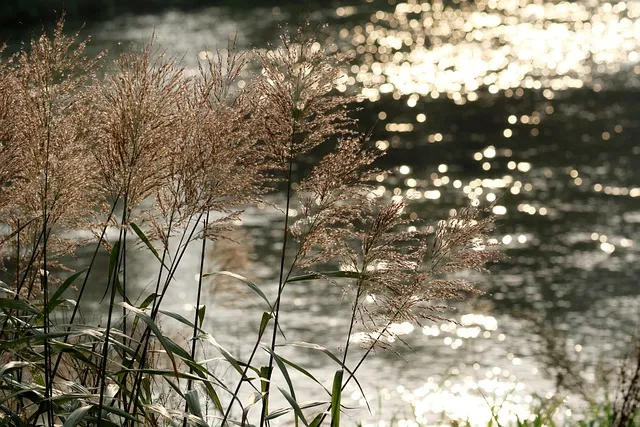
(0, 18, 503, 426)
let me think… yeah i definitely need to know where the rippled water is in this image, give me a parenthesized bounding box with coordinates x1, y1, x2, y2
(25, 0, 640, 424)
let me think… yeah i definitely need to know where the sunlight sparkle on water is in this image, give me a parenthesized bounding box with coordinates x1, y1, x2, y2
(339, 0, 640, 101)
(357, 313, 546, 426)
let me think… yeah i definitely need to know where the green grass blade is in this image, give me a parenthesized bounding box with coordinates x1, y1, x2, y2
(310, 411, 326, 427)
(163, 376, 185, 398)
(130, 222, 163, 264)
(120, 302, 179, 377)
(197, 304, 206, 326)
(185, 389, 204, 419)
(158, 309, 198, 329)
(266, 401, 328, 421)
(63, 405, 92, 427)
(261, 347, 306, 425)
(277, 386, 309, 427)
(330, 370, 344, 427)
(201, 332, 250, 378)
(275, 353, 330, 395)
(287, 341, 369, 413)
(47, 269, 87, 314)
(260, 365, 271, 425)
(259, 312, 272, 335)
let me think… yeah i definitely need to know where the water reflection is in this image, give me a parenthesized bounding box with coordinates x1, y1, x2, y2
(338, 0, 639, 103)
(349, 313, 554, 425)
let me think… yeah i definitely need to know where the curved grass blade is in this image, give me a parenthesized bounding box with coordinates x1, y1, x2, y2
(202, 271, 272, 310)
(47, 269, 87, 314)
(201, 333, 259, 386)
(273, 353, 330, 395)
(277, 386, 309, 426)
(63, 404, 92, 427)
(129, 222, 157, 258)
(286, 271, 361, 283)
(130, 222, 166, 267)
(121, 368, 226, 390)
(265, 401, 328, 422)
(120, 302, 179, 377)
(0, 361, 30, 376)
(158, 309, 198, 330)
(163, 376, 185, 399)
(287, 342, 370, 413)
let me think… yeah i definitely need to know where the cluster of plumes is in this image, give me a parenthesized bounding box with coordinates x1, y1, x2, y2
(0, 18, 504, 344)
(342, 203, 502, 346)
(89, 39, 274, 246)
(291, 195, 503, 346)
(0, 20, 102, 293)
(244, 27, 503, 347)
(0, 19, 275, 292)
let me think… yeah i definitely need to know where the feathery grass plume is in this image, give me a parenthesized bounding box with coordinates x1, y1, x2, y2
(149, 46, 272, 244)
(218, 26, 366, 427)
(0, 19, 103, 426)
(371, 204, 500, 335)
(291, 133, 383, 269)
(330, 202, 502, 350)
(253, 26, 357, 162)
(0, 18, 102, 294)
(89, 41, 188, 213)
(86, 41, 192, 423)
(0, 45, 21, 212)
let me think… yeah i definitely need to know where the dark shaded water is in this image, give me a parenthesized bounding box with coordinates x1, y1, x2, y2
(7, 0, 639, 424)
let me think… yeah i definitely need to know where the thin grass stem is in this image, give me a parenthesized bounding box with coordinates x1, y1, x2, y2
(260, 138, 296, 427)
(183, 211, 210, 427)
(97, 198, 129, 424)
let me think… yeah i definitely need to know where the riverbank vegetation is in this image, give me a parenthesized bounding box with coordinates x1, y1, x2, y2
(0, 0, 307, 28)
(0, 17, 505, 426)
